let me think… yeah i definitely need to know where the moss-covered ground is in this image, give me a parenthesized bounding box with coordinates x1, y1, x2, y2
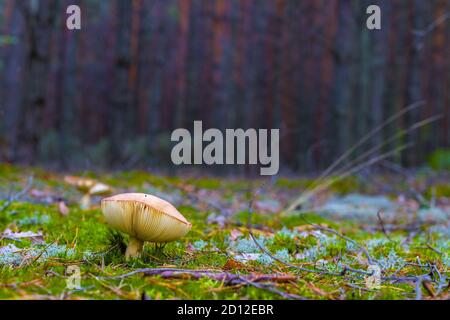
(0, 164, 448, 300)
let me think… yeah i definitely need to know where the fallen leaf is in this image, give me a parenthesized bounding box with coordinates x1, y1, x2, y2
(222, 259, 246, 271)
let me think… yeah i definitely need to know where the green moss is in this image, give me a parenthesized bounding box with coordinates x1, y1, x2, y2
(428, 149, 450, 171)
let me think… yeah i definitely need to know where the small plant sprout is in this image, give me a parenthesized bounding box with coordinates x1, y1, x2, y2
(64, 176, 112, 209)
(101, 193, 192, 260)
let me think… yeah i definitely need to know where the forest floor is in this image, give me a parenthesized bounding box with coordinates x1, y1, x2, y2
(0, 164, 449, 300)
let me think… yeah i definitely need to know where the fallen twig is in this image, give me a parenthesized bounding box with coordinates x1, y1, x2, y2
(246, 183, 447, 299)
(377, 210, 393, 242)
(104, 268, 304, 300)
(246, 184, 380, 279)
(363, 222, 424, 233)
(246, 186, 345, 277)
(413, 12, 450, 37)
(305, 221, 376, 266)
(107, 268, 295, 283)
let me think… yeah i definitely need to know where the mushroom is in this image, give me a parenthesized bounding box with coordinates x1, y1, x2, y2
(101, 193, 192, 259)
(64, 176, 112, 209)
(83, 182, 112, 209)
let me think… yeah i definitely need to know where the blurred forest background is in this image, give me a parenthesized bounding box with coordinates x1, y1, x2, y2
(0, 0, 449, 173)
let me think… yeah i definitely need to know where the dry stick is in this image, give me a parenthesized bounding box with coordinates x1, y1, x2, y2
(376, 210, 393, 242)
(0, 176, 34, 212)
(283, 144, 411, 215)
(315, 101, 423, 180)
(105, 268, 304, 300)
(246, 188, 371, 277)
(284, 101, 425, 214)
(304, 220, 376, 266)
(425, 244, 442, 255)
(295, 200, 442, 288)
(422, 280, 436, 298)
(284, 113, 440, 215)
(415, 276, 425, 300)
(316, 101, 425, 183)
(364, 223, 423, 234)
(19, 239, 59, 268)
(321, 142, 412, 194)
(247, 185, 443, 295)
(296, 212, 378, 272)
(245, 116, 441, 286)
(284, 143, 413, 217)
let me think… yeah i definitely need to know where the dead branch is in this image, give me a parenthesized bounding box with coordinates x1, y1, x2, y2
(104, 268, 304, 300)
(108, 267, 295, 283)
(306, 221, 376, 266)
(246, 186, 371, 277)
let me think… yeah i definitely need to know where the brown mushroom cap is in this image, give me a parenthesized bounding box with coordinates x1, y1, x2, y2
(101, 193, 191, 243)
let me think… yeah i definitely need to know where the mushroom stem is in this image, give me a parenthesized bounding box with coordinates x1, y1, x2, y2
(80, 194, 91, 210)
(125, 237, 144, 259)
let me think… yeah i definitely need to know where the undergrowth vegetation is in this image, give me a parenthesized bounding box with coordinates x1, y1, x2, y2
(0, 164, 448, 300)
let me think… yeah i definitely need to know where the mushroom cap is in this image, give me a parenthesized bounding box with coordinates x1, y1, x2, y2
(64, 176, 96, 192)
(101, 193, 191, 243)
(89, 183, 112, 196)
(65, 176, 112, 196)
